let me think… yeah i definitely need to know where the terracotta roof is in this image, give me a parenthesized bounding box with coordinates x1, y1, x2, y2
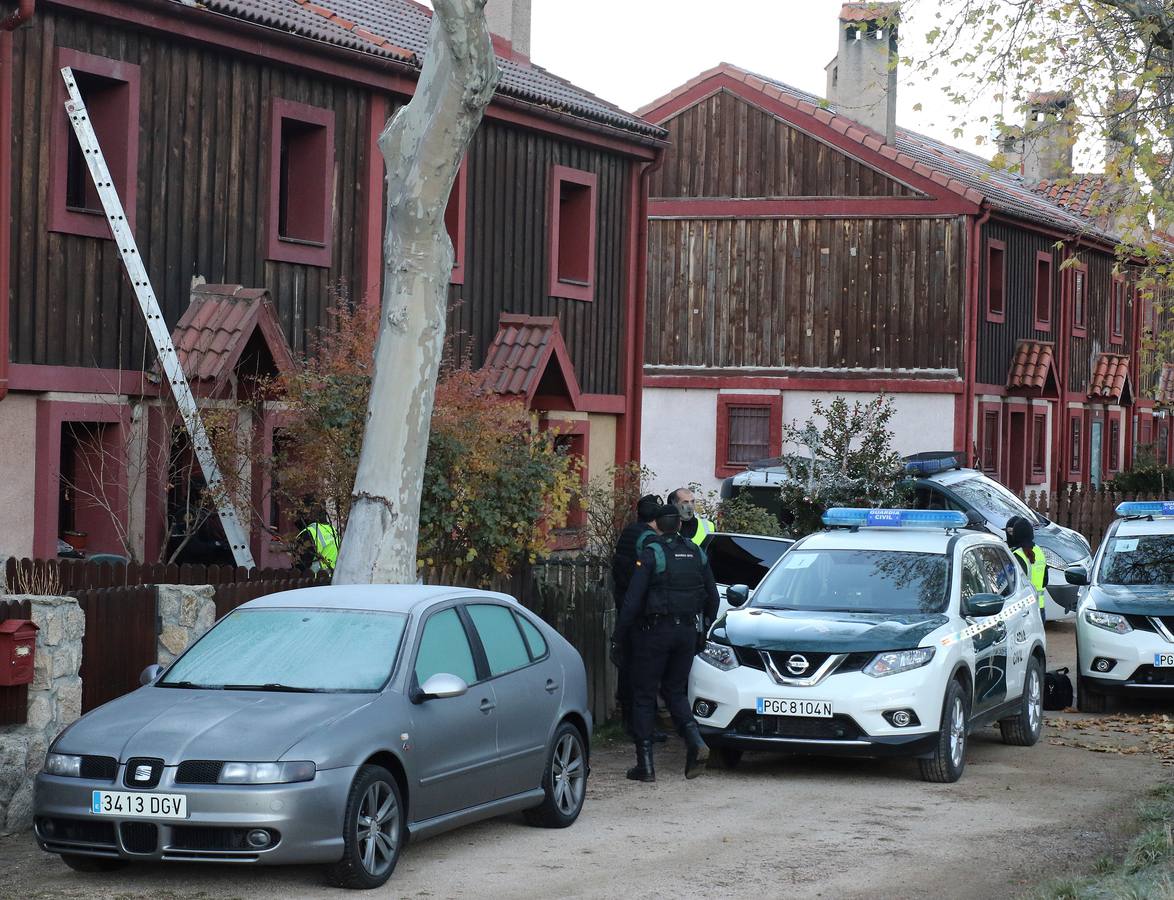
(476, 313, 581, 408)
(1159, 363, 1174, 406)
(179, 0, 663, 139)
(1089, 353, 1133, 404)
(838, 2, 899, 22)
(170, 284, 296, 396)
(1035, 174, 1108, 219)
(1007, 340, 1059, 395)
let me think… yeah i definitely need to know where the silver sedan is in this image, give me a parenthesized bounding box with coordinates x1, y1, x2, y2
(33, 585, 592, 889)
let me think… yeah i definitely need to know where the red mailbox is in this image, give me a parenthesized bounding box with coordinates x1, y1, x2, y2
(0, 619, 38, 687)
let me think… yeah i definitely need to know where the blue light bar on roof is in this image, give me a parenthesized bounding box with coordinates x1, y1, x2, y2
(904, 455, 960, 477)
(822, 508, 969, 529)
(1116, 501, 1174, 518)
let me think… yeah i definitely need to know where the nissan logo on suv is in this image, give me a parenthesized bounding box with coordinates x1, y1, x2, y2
(786, 654, 809, 675)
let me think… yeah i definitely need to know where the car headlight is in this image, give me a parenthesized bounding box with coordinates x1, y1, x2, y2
(43, 753, 83, 777)
(864, 647, 935, 677)
(1084, 609, 1132, 635)
(698, 640, 739, 671)
(218, 761, 316, 784)
(1041, 547, 1066, 570)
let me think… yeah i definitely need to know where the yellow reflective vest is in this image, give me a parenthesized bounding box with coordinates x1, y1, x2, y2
(1014, 547, 1047, 609)
(300, 523, 339, 572)
(689, 517, 716, 547)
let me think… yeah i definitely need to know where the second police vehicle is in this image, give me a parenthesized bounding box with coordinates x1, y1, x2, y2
(689, 508, 1046, 782)
(1068, 501, 1174, 712)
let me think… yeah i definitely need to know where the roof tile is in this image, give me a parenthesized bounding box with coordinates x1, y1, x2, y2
(1007, 340, 1057, 393)
(1089, 353, 1132, 403)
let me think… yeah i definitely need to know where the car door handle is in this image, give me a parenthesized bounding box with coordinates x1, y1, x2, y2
(544, 679, 559, 694)
(479, 698, 496, 714)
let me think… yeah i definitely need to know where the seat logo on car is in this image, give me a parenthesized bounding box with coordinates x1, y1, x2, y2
(133, 765, 152, 782)
(786, 654, 810, 675)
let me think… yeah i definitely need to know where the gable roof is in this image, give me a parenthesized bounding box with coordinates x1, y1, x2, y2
(476, 313, 582, 409)
(1089, 352, 1134, 405)
(639, 63, 1115, 241)
(171, 284, 296, 396)
(1007, 340, 1059, 397)
(179, 0, 663, 140)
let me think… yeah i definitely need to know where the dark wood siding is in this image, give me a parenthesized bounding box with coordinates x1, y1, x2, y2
(645, 216, 966, 371)
(1067, 248, 1134, 392)
(446, 121, 632, 396)
(650, 90, 920, 200)
(9, 10, 370, 369)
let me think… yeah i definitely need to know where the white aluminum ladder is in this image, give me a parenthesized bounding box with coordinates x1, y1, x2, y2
(61, 66, 256, 568)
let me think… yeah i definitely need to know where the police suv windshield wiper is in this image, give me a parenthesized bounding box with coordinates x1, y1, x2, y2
(156, 680, 220, 690)
(222, 683, 321, 693)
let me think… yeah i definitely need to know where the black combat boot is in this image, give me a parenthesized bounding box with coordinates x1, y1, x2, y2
(626, 741, 655, 782)
(682, 722, 710, 779)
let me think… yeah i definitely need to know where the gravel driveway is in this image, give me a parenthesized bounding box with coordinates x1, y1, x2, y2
(1, 619, 1169, 900)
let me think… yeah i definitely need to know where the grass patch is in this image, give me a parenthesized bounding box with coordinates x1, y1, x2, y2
(1032, 783, 1174, 899)
(592, 718, 629, 746)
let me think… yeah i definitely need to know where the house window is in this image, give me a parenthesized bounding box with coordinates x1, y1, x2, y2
(550, 422, 589, 550)
(1072, 267, 1087, 335)
(445, 158, 468, 285)
(981, 410, 1000, 474)
(715, 394, 782, 477)
(267, 99, 334, 267)
(50, 50, 141, 239)
(1034, 252, 1052, 331)
(1109, 417, 1121, 472)
(1030, 413, 1047, 482)
(1069, 414, 1083, 477)
(1110, 276, 1126, 343)
(547, 165, 598, 302)
(986, 240, 1006, 322)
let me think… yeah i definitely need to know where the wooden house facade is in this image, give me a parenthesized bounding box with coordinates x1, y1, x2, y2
(0, 0, 664, 562)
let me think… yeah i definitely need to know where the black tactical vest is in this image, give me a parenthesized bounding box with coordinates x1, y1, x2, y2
(646, 536, 707, 618)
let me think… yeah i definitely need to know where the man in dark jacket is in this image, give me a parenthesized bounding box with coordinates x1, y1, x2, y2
(611, 494, 663, 738)
(612, 504, 720, 783)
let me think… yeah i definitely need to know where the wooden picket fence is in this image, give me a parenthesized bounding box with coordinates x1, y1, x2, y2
(1022, 487, 1174, 549)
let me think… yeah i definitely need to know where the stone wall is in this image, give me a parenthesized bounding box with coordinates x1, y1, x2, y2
(157, 584, 216, 665)
(0, 596, 84, 836)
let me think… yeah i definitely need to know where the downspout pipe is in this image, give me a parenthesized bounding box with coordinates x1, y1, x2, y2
(628, 146, 664, 466)
(0, 0, 33, 402)
(963, 204, 993, 468)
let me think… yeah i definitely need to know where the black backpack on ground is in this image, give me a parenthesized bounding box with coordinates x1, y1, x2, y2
(1043, 667, 1073, 710)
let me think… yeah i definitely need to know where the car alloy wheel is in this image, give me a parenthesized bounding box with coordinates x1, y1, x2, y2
(357, 781, 399, 877)
(552, 731, 586, 816)
(1027, 668, 1041, 733)
(948, 696, 966, 769)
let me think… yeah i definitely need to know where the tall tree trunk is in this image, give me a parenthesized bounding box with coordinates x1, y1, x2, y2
(333, 0, 498, 584)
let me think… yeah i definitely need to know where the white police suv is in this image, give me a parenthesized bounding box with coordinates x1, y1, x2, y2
(1068, 501, 1174, 712)
(689, 509, 1046, 782)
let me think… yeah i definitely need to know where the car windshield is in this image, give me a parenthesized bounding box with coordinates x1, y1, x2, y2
(705, 535, 793, 588)
(751, 549, 950, 614)
(160, 608, 408, 692)
(947, 475, 1041, 528)
(1098, 534, 1174, 586)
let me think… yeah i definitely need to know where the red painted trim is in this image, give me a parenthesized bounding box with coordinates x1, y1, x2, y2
(359, 94, 386, 309)
(973, 382, 1009, 397)
(1066, 408, 1085, 482)
(714, 393, 782, 478)
(642, 373, 964, 394)
(1109, 274, 1126, 344)
(641, 77, 982, 214)
(0, 29, 11, 401)
(8, 363, 158, 395)
(1028, 409, 1047, 485)
(266, 98, 334, 268)
(578, 393, 626, 414)
(985, 238, 1006, 324)
(446, 155, 469, 285)
(48, 49, 141, 240)
(627, 155, 660, 466)
(547, 165, 598, 302)
(963, 208, 993, 469)
(648, 196, 976, 218)
(1070, 262, 1088, 337)
(33, 399, 131, 559)
(978, 401, 1002, 478)
(1033, 251, 1053, 333)
(989, 211, 1118, 256)
(543, 417, 589, 549)
(1106, 408, 1124, 475)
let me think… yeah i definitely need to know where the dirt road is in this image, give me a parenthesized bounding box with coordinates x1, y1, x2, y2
(2, 619, 1170, 900)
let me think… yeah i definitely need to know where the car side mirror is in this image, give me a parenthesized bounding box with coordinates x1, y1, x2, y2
(964, 593, 1005, 617)
(415, 673, 469, 703)
(726, 584, 750, 608)
(964, 510, 987, 530)
(1064, 565, 1089, 587)
(139, 664, 164, 686)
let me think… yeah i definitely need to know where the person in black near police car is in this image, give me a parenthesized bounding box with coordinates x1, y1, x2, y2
(611, 504, 719, 782)
(611, 494, 665, 740)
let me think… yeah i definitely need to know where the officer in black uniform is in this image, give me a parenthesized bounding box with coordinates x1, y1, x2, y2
(612, 504, 719, 782)
(610, 494, 664, 738)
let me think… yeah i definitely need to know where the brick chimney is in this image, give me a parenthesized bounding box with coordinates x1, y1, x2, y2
(1022, 91, 1075, 183)
(825, 2, 900, 143)
(486, 0, 531, 58)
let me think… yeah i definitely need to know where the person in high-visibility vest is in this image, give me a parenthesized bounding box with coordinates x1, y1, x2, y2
(297, 521, 339, 574)
(1006, 515, 1047, 622)
(668, 488, 716, 547)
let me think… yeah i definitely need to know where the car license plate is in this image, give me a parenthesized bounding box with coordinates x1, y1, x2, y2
(91, 791, 187, 819)
(1155, 654, 1174, 668)
(756, 698, 833, 717)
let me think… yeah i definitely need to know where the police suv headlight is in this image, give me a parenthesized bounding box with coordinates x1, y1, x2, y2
(698, 641, 739, 671)
(43, 753, 83, 777)
(1041, 547, 1066, 570)
(864, 647, 935, 677)
(1084, 609, 1132, 635)
(218, 761, 316, 785)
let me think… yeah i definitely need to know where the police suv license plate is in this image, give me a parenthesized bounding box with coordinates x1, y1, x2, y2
(91, 791, 187, 818)
(757, 698, 833, 717)
(1155, 653, 1174, 668)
